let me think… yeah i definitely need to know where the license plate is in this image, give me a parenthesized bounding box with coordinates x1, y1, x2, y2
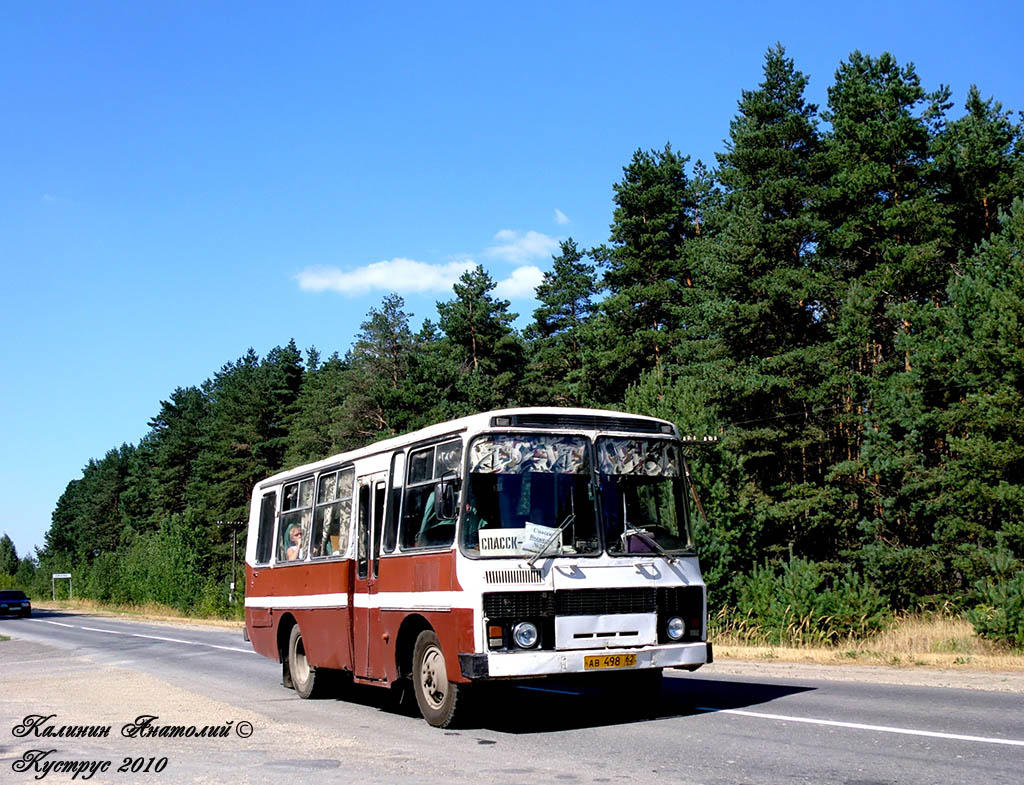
(584, 653, 637, 670)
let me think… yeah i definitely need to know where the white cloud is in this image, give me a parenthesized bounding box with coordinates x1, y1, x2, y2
(295, 258, 475, 297)
(486, 229, 559, 265)
(495, 265, 544, 299)
(554, 208, 570, 225)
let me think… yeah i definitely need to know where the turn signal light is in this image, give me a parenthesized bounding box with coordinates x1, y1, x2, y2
(488, 624, 504, 649)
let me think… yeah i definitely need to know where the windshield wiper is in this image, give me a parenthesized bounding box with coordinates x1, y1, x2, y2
(526, 513, 576, 567)
(622, 525, 678, 564)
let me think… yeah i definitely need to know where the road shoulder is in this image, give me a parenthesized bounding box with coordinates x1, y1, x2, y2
(705, 657, 1024, 692)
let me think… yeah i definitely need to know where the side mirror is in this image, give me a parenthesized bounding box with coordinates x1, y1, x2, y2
(433, 473, 459, 521)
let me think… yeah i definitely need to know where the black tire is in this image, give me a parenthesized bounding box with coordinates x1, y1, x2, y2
(412, 630, 465, 727)
(288, 624, 324, 699)
(281, 658, 294, 690)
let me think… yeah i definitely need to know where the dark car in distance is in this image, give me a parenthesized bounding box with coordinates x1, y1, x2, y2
(0, 590, 31, 617)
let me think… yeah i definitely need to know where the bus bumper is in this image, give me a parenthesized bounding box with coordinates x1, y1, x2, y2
(459, 641, 710, 680)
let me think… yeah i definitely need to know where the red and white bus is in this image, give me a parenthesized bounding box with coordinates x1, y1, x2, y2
(244, 407, 711, 726)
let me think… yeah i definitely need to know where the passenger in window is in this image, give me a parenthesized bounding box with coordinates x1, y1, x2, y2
(416, 488, 459, 547)
(285, 523, 303, 560)
(412, 489, 435, 547)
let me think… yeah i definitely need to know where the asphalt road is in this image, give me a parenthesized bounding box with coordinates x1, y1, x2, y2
(2, 609, 1022, 785)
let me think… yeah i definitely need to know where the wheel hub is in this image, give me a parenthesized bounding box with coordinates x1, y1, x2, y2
(419, 646, 448, 709)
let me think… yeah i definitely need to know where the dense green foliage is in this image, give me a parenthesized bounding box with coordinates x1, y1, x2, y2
(966, 548, 1024, 648)
(731, 558, 892, 645)
(15, 46, 1024, 645)
(0, 533, 18, 576)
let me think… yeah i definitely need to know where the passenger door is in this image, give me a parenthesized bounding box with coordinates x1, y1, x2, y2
(353, 472, 387, 679)
(247, 491, 277, 629)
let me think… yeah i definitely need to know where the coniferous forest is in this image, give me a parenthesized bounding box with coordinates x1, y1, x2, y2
(8, 47, 1024, 647)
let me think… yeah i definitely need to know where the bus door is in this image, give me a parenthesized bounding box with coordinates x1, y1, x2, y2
(353, 472, 387, 680)
(248, 490, 277, 630)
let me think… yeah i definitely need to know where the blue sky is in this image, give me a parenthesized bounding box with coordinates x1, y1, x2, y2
(2, 1, 1022, 556)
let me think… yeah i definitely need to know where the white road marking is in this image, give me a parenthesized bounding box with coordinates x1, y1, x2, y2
(30, 618, 255, 654)
(697, 706, 1024, 747)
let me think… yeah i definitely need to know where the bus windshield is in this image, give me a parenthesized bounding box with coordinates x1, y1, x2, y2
(597, 437, 694, 555)
(461, 434, 600, 557)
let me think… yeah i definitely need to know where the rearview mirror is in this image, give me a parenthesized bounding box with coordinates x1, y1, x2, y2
(433, 473, 459, 521)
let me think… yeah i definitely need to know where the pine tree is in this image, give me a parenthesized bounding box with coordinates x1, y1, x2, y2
(852, 200, 1024, 605)
(926, 200, 1024, 562)
(44, 480, 83, 563)
(524, 239, 598, 405)
(285, 353, 354, 465)
(703, 44, 839, 563)
(343, 294, 416, 439)
(403, 318, 466, 427)
(436, 265, 524, 410)
(933, 85, 1024, 259)
(44, 446, 135, 562)
(260, 339, 305, 467)
(117, 436, 156, 536)
(147, 386, 209, 518)
(591, 144, 701, 400)
(189, 345, 303, 524)
(0, 533, 17, 576)
(816, 52, 953, 557)
(820, 51, 952, 303)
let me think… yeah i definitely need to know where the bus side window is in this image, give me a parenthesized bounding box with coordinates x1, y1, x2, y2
(399, 438, 462, 550)
(373, 481, 386, 578)
(311, 467, 353, 558)
(255, 492, 277, 565)
(278, 478, 313, 562)
(383, 451, 405, 553)
(400, 446, 433, 549)
(357, 484, 370, 578)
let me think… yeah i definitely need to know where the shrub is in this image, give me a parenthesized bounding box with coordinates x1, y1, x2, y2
(859, 544, 948, 610)
(80, 552, 121, 602)
(967, 576, 1024, 649)
(193, 578, 231, 618)
(967, 548, 1024, 649)
(731, 558, 892, 645)
(73, 513, 209, 613)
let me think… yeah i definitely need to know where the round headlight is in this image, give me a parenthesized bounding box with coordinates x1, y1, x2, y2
(512, 621, 539, 649)
(666, 616, 685, 641)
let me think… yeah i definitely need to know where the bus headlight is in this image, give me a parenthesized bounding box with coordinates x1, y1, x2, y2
(512, 621, 539, 649)
(665, 616, 685, 641)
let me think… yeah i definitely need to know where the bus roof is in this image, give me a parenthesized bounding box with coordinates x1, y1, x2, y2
(257, 407, 678, 488)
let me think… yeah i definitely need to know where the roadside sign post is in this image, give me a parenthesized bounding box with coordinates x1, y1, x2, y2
(51, 572, 72, 600)
(217, 520, 245, 604)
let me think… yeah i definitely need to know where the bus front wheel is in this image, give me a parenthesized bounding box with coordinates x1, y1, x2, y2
(288, 624, 323, 699)
(412, 630, 464, 727)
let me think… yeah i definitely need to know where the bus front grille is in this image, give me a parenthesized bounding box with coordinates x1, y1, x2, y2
(484, 591, 555, 618)
(556, 588, 656, 615)
(484, 588, 661, 619)
(484, 569, 545, 585)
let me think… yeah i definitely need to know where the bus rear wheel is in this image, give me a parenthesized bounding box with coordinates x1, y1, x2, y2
(288, 624, 324, 699)
(412, 630, 464, 727)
